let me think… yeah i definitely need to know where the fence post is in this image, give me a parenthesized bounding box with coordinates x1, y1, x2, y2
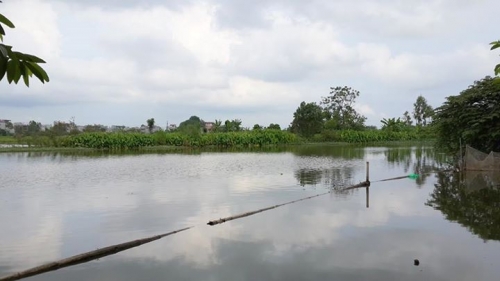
(366, 161, 370, 183)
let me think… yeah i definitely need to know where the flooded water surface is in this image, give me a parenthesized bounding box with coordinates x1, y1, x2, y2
(1, 145, 500, 281)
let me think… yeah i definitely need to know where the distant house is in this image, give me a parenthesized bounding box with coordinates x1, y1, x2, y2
(204, 122, 216, 132)
(40, 124, 52, 131)
(109, 125, 126, 132)
(167, 124, 177, 131)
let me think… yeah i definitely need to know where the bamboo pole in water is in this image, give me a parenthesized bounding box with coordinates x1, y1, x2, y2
(0, 227, 192, 281)
(208, 179, 371, 226)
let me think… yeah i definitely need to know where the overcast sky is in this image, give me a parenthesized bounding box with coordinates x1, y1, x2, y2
(0, 0, 498, 128)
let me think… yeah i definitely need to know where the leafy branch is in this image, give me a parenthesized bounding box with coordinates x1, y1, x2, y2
(491, 40, 500, 77)
(0, 7, 49, 87)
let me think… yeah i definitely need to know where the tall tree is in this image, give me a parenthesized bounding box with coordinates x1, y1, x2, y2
(147, 118, 155, 133)
(321, 86, 366, 130)
(403, 111, 413, 126)
(27, 120, 41, 136)
(413, 95, 433, 127)
(291, 101, 324, 138)
(433, 76, 500, 154)
(0, 5, 49, 86)
(253, 124, 262, 130)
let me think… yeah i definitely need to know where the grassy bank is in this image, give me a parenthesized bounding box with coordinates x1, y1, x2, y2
(8, 130, 299, 149)
(0, 136, 17, 144)
(0, 129, 435, 152)
(312, 129, 434, 143)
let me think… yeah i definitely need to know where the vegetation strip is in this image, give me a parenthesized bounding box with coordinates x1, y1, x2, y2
(0, 227, 192, 281)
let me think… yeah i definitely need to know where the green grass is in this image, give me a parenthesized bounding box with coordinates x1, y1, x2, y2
(0, 136, 18, 144)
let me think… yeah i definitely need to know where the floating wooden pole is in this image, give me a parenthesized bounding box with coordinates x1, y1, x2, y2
(0, 227, 192, 281)
(207, 192, 330, 226)
(208, 176, 373, 227)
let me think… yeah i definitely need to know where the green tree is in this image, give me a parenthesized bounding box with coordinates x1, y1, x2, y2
(223, 119, 242, 132)
(267, 123, 281, 130)
(380, 117, 407, 132)
(253, 124, 262, 130)
(433, 76, 500, 154)
(27, 120, 41, 136)
(147, 118, 155, 133)
(213, 119, 222, 132)
(413, 95, 433, 127)
(0, 7, 49, 86)
(403, 111, 413, 126)
(321, 86, 366, 130)
(178, 116, 204, 135)
(83, 124, 107, 133)
(51, 121, 70, 136)
(291, 101, 324, 138)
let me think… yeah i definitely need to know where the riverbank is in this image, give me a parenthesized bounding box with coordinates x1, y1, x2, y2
(0, 130, 434, 153)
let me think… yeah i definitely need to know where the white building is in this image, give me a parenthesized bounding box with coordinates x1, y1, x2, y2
(0, 119, 14, 134)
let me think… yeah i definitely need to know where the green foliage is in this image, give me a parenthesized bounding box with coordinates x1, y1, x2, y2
(433, 76, 500, 154)
(291, 101, 324, 138)
(59, 130, 298, 149)
(267, 123, 281, 130)
(83, 124, 107, 133)
(413, 95, 434, 127)
(380, 117, 411, 132)
(403, 111, 413, 126)
(252, 124, 262, 130)
(0, 9, 49, 86)
(146, 118, 155, 133)
(316, 129, 427, 143)
(491, 40, 500, 77)
(178, 116, 202, 133)
(223, 119, 242, 132)
(321, 86, 366, 130)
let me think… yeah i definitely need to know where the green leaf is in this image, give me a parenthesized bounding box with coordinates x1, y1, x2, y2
(6, 59, 19, 83)
(0, 24, 5, 36)
(495, 64, 500, 76)
(25, 61, 49, 83)
(20, 62, 29, 87)
(0, 57, 6, 81)
(11, 52, 46, 63)
(0, 44, 7, 58)
(12, 61, 22, 84)
(0, 14, 15, 28)
(490, 41, 500, 50)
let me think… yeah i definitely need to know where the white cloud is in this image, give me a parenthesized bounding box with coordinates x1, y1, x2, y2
(0, 0, 498, 128)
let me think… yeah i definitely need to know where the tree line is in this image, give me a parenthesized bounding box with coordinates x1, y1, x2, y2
(290, 86, 435, 139)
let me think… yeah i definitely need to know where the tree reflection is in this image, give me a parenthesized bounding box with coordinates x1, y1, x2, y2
(290, 145, 365, 160)
(426, 171, 500, 241)
(294, 167, 357, 196)
(384, 146, 447, 187)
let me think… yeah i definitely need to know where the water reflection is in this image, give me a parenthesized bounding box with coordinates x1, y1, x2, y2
(384, 146, 447, 187)
(2, 145, 500, 281)
(426, 171, 500, 241)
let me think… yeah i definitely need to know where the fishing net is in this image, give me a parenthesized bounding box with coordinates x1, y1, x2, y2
(464, 145, 500, 171)
(463, 171, 500, 193)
